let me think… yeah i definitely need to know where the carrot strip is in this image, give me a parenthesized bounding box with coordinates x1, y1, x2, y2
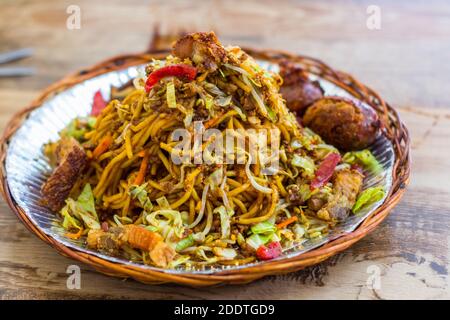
(65, 228, 83, 240)
(134, 151, 149, 185)
(137, 150, 146, 157)
(276, 216, 298, 229)
(93, 134, 113, 159)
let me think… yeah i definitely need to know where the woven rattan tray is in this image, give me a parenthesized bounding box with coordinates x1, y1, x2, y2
(0, 49, 410, 286)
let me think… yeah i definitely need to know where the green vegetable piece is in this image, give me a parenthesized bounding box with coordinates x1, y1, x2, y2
(291, 154, 315, 178)
(77, 183, 96, 218)
(343, 150, 382, 175)
(130, 183, 153, 212)
(246, 233, 273, 250)
(176, 235, 195, 252)
(250, 221, 277, 235)
(352, 187, 385, 213)
(166, 80, 177, 109)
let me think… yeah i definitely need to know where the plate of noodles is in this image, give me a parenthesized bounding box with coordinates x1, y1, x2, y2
(0, 32, 410, 285)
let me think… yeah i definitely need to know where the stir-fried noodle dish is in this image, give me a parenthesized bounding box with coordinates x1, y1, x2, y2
(41, 32, 384, 269)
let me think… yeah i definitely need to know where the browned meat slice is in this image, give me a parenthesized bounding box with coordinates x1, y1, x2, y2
(303, 97, 380, 151)
(87, 225, 176, 268)
(41, 137, 87, 211)
(316, 168, 364, 221)
(279, 60, 323, 114)
(172, 32, 227, 72)
(333, 168, 364, 203)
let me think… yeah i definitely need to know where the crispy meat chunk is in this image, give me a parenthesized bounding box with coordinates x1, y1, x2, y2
(316, 168, 364, 221)
(303, 97, 380, 151)
(172, 31, 227, 72)
(87, 225, 176, 268)
(87, 227, 124, 256)
(41, 137, 87, 211)
(279, 60, 324, 114)
(333, 168, 364, 203)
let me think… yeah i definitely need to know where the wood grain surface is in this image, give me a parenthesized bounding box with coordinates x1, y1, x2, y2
(1, 0, 449, 300)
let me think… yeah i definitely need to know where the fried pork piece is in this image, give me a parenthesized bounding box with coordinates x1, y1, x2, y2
(303, 97, 380, 151)
(316, 168, 364, 221)
(172, 31, 227, 72)
(41, 137, 87, 211)
(87, 225, 176, 268)
(279, 60, 324, 114)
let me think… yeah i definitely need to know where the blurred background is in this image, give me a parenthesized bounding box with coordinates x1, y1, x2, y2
(1, 0, 449, 121)
(1, 0, 450, 299)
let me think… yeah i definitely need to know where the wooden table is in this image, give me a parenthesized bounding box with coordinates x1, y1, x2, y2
(1, 0, 449, 300)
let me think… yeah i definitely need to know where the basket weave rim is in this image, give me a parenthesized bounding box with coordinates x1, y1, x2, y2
(0, 48, 411, 286)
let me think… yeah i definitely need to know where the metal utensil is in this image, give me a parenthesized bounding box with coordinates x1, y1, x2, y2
(0, 48, 35, 77)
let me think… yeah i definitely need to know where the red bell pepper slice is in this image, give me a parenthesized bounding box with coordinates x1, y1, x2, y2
(91, 90, 107, 116)
(145, 64, 197, 92)
(311, 152, 341, 189)
(256, 241, 282, 260)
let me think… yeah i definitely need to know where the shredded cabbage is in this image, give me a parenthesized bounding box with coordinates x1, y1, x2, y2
(60, 205, 82, 231)
(188, 184, 209, 228)
(204, 82, 226, 96)
(60, 184, 100, 230)
(298, 128, 320, 151)
(183, 109, 194, 127)
(196, 248, 219, 264)
(231, 105, 247, 121)
(61, 119, 88, 141)
(156, 196, 171, 210)
(242, 74, 277, 122)
(77, 184, 97, 217)
(204, 95, 214, 111)
(352, 187, 385, 213)
(290, 139, 303, 150)
(214, 206, 234, 239)
(168, 255, 191, 268)
(213, 247, 237, 260)
(343, 150, 382, 175)
(87, 116, 96, 128)
(291, 154, 315, 178)
(223, 63, 250, 77)
(146, 209, 184, 238)
(237, 232, 245, 247)
(246, 233, 272, 250)
(244, 152, 272, 194)
(293, 224, 306, 239)
(166, 80, 177, 109)
(251, 221, 277, 235)
(129, 183, 153, 212)
(176, 235, 195, 252)
(207, 168, 223, 190)
(214, 95, 232, 107)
